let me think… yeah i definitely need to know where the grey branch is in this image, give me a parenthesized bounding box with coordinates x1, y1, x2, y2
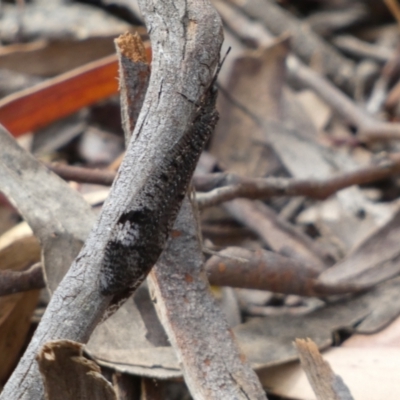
(0, 0, 223, 398)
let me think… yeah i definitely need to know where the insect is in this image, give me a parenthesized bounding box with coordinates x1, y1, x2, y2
(100, 49, 230, 316)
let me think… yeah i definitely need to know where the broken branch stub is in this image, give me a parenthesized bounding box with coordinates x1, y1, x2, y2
(0, 1, 223, 399)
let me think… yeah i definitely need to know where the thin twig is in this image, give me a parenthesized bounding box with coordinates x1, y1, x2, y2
(45, 163, 116, 186)
(0, 263, 44, 296)
(196, 153, 400, 208)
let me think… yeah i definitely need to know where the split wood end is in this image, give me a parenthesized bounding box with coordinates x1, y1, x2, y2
(115, 32, 147, 64)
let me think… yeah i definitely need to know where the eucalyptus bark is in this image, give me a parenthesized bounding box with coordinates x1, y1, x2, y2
(0, 0, 222, 398)
(148, 198, 267, 399)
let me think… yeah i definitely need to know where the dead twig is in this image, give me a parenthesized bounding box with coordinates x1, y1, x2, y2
(47, 151, 400, 204)
(45, 162, 116, 186)
(0, 263, 44, 296)
(196, 154, 400, 208)
(149, 199, 267, 399)
(332, 35, 393, 64)
(224, 199, 332, 267)
(0, 244, 371, 297)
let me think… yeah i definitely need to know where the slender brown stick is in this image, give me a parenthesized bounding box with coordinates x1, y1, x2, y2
(45, 163, 116, 186)
(225, 199, 331, 267)
(0, 244, 378, 297)
(196, 154, 400, 208)
(0, 263, 45, 296)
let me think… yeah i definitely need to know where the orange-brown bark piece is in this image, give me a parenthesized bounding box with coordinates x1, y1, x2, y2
(0, 44, 151, 137)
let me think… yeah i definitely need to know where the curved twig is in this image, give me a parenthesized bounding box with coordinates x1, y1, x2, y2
(196, 154, 400, 208)
(0, 0, 223, 398)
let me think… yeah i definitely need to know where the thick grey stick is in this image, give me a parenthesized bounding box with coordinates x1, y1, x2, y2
(149, 197, 267, 399)
(0, 0, 222, 398)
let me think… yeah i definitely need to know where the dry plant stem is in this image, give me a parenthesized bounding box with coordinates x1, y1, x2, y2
(287, 57, 400, 141)
(0, 0, 222, 398)
(295, 339, 354, 400)
(226, 0, 356, 91)
(196, 154, 400, 208)
(0, 263, 44, 296)
(332, 35, 392, 63)
(224, 199, 331, 267)
(149, 198, 267, 399)
(304, 5, 368, 37)
(115, 22, 266, 399)
(45, 162, 116, 186)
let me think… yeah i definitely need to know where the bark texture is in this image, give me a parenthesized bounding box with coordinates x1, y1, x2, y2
(149, 198, 268, 399)
(0, 1, 223, 398)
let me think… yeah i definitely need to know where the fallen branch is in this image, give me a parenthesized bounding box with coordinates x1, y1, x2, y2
(149, 198, 267, 399)
(0, 0, 223, 398)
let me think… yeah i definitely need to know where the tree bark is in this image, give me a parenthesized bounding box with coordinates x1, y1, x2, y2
(149, 197, 267, 399)
(0, 1, 222, 398)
